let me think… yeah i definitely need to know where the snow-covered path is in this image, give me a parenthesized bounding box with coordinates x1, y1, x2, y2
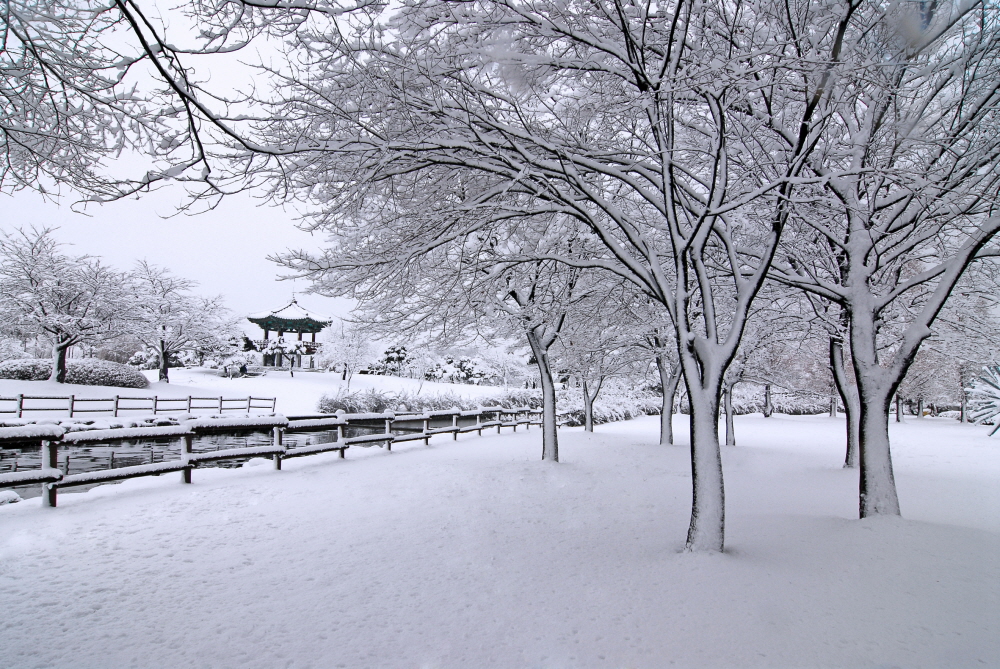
(1, 415, 997, 668)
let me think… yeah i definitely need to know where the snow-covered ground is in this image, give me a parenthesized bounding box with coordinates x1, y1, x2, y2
(0, 367, 504, 417)
(2, 414, 998, 668)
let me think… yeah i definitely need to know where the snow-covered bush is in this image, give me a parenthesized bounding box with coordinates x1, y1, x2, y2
(66, 359, 150, 388)
(0, 358, 53, 380)
(0, 338, 28, 362)
(423, 357, 486, 384)
(0, 358, 149, 388)
(969, 366, 1000, 429)
(478, 388, 542, 409)
(557, 382, 660, 427)
(127, 348, 186, 371)
(0, 490, 22, 505)
(675, 382, 831, 415)
(316, 388, 543, 414)
(318, 389, 396, 413)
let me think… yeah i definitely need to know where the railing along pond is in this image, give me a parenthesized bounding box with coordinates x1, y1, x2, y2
(0, 394, 277, 418)
(0, 406, 542, 507)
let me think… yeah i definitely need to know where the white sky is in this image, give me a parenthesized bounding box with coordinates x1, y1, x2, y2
(1, 188, 354, 338)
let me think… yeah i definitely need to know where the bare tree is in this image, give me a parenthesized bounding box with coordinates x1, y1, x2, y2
(253, 0, 855, 552)
(0, 227, 127, 382)
(319, 320, 374, 389)
(770, 1, 1000, 517)
(555, 281, 648, 432)
(126, 261, 231, 382)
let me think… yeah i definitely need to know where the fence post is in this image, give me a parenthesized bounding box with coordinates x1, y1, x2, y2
(68, 395, 75, 417)
(246, 397, 252, 412)
(181, 434, 193, 483)
(16, 393, 23, 418)
(153, 396, 158, 415)
(423, 417, 430, 445)
(385, 416, 393, 452)
(218, 396, 224, 413)
(272, 427, 283, 470)
(452, 409, 459, 441)
(497, 409, 502, 434)
(109, 451, 115, 470)
(476, 410, 483, 436)
(42, 440, 58, 508)
(113, 395, 120, 417)
(187, 396, 193, 412)
(64, 453, 70, 475)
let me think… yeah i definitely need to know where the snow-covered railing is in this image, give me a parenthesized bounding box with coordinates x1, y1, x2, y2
(0, 406, 544, 508)
(0, 394, 277, 418)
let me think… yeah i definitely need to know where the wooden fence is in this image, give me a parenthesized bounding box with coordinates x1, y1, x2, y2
(0, 394, 277, 418)
(0, 406, 542, 507)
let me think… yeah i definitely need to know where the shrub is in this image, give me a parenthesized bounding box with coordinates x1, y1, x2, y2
(0, 358, 149, 388)
(675, 382, 832, 415)
(317, 388, 396, 413)
(0, 358, 53, 381)
(316, 388, 543, 414)
(557, 382, 660, 427)
(66, 359, 150, 388)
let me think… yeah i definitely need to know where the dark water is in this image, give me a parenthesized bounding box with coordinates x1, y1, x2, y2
(0, 425, 397, 500)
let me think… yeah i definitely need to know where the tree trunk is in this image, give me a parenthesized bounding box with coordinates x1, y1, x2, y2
(830, 337, 860, 469)
(830, 394, 837, 417)
(526, 330, 558, 462)
(582, 379, 594, 432)
(851, 312, 902, 518)
(50, 341, 71, 383)
(723, 382, 736, 446)
(857, 388, 901, 516)
(158, 341, 170, 382)
(917, 398, 924, 418)
(763, 384, 773, 417)
(656, 356, 682, 444)
(960, 392, 967, 423)
(685, 382, 725, 552)
(895, 395, 902, 422)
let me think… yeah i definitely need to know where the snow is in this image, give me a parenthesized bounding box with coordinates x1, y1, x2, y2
(56, 461, 189, 486)
(286, 417, 346, 430)
(183, 415, 288, 430)
(0, 468, 62, 487)
(248, 299, 331, 323)
(1, 414, 997, 668)
(186, 445, 284, 463)
(61, 425, 193, 443)
(0, 424, 65, 441)
(0, 367, 504, 417)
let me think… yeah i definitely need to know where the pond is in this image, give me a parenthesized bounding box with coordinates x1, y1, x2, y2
(0, 425, 400, 500)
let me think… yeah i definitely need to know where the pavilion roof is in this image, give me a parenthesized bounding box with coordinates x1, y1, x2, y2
(247, 299, 331, 333)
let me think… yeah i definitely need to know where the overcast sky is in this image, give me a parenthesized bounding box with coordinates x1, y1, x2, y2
(1, 187, 354, 338)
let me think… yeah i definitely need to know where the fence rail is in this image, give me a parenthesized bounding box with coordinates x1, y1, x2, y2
(0, 394, 277, 418)
(0, 406, 543, 507)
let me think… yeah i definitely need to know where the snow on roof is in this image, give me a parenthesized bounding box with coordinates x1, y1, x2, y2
(247, 299, 331, 325)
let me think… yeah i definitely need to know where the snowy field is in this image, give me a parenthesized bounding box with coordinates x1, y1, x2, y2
(0, 366, 503, 417)
(1, 411, 997, 668)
